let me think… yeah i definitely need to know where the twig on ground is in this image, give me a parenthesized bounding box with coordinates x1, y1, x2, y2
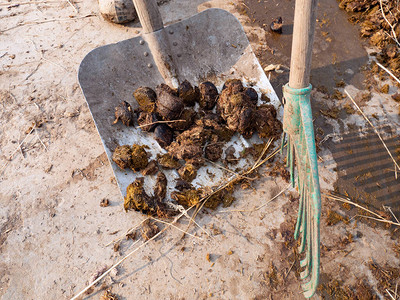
(284, 260, 296, 280)
(379, 0, 400, 48)
(344, 90, 400, 179)
(105, 217, 149, 247)
(35, 129, 47, 151)
(0, 1, 78, 6)
(169, 203, 213, 239)
(66, 0, 78, 13)
(386, 288, 396, 300)
(376, 62, 400, 85)
(219, 183, 290, 213)
(137, 119, 185, 128)
(0, 126, 35, 177)
(2, 14, 96, 33)
(384, 205, 400, 224)
(205, 159, 255, 181)
(25, 62, 42, 81)
(252, 138, 274, 170)
(354, 214, 400, 227)
(30, 40, 70, 73)
(150, 217, 202, 240)
(324, 192, 400, 227)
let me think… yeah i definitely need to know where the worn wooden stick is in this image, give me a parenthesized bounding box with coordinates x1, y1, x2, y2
(288, 0, 318, 89)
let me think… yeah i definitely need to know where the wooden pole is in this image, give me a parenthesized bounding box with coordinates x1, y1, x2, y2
(132, 0, 164, 34)
(288, 0, 318, 89)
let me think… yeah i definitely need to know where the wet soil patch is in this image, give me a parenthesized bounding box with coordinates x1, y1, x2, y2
(326, 126, 400, 216)
(243, 0, 369, 97)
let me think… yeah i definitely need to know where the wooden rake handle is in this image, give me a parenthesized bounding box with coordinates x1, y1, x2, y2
(288, 0, 318, 89)
(132, 0, 164, 34)
(131, 0, 179, 87)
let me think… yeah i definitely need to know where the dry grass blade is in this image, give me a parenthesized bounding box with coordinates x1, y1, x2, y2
(324, 192, 400, 227)
(379, 0, 400, 47)
(2, 14, 96, 33)
(384, 206, 400, 224)
(66, 0, 78, 13)
(325, 192, 384, 219)
(35, 129, 47, 151)
(0, 1, 80, 6)
(344, 90, 400, 178)
(105, 217, 149, 247)
(137, 120, 185, 128)
(376, 62, 400, 85)
(205, 159, 255, 180)
(252, 138, 274, 170)
(354, 214, 400, 227)
(150, 216, 202, 240)
(386, 288, 397, 300)
(220, 183, 290, 213)
(284, 260, 296, 280)
(0, 125, 35, 177)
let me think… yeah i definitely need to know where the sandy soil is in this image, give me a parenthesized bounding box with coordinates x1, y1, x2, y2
(1, 0, 399, 299)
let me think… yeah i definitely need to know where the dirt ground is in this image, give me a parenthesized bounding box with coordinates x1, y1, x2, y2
(1, 0, 399, 299)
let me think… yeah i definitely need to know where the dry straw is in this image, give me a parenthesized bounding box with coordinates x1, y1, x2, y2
(324, 192, 400, 227)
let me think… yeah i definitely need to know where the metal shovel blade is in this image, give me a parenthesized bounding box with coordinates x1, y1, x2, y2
(78, 8, 280, 197)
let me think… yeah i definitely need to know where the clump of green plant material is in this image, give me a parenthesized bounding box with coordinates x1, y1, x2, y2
(169, 108, 196, 131)
(254, 104, 282, 138)
(112, 145, 133, 169)
(178, 163, 197, 182)
(157, 153, 181, 169)
(320, 107, 340, 119)
(380, 84, 389, 94)
(156, 83, 183, 120)
(113, 101, 134, 126)
(199, 81, 219, 110)
(325, 209, 349, 226)
(141, 160, 159, 176)
(124, 177, 152, 212)
(131, 144, 149, 171)
(141, 219, 160, 241)
(133, 86, 157, 112)
(137, 111, 158, 132)
(101, 289, 119, 300)
(204, 185, 235, 209)
(263, 262, 282, 290)
(112, 144, 149, 171)
(171, 189, 201, 207)
(124, 176, 173, 217)
(154, 124, 173, 148)
(343, 103, 356, 114)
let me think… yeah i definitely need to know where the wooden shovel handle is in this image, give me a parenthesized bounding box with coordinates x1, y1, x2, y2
(288, 0, 318, 89)
(132, 0, 164, 34)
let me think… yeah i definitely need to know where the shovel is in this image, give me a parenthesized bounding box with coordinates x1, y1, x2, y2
(281, 0, 321, 297)
(78, 1, 280, 197)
